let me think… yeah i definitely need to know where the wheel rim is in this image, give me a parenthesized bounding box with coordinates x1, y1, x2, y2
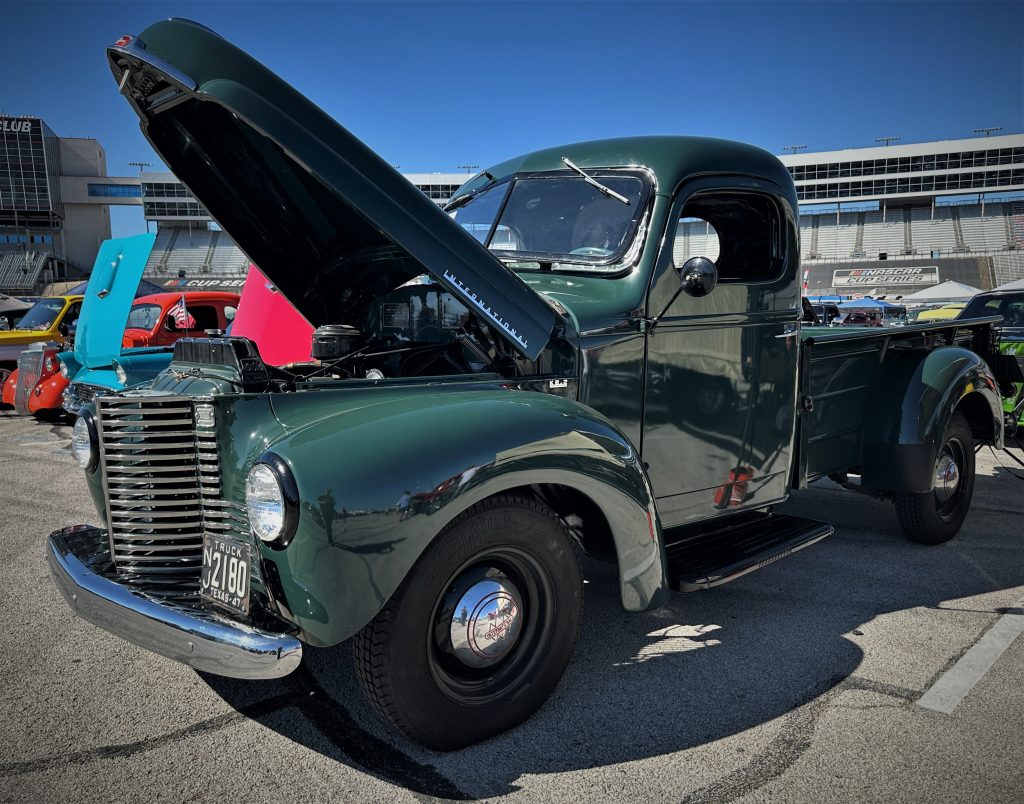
(428, 547, 553, 705)
(934, 436, 967, 519)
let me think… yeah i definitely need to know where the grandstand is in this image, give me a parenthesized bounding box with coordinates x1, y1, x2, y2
(0, 251, 63, 294)
(142, 227, 249, 278)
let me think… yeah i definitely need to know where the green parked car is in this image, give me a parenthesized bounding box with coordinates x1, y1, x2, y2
(49, 19, 1016, 750)
(957, 286, 1024, 428)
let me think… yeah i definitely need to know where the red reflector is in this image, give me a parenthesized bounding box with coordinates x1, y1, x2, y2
(645, 510, 655, 541)
(113, 35, 132, 47)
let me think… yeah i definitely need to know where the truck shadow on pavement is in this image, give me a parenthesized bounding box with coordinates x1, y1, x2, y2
(203, 471, 1024, 800)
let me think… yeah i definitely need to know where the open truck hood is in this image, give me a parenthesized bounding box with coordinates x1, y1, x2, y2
(73, 233, 156, 369)
(107, 19, 558, 360)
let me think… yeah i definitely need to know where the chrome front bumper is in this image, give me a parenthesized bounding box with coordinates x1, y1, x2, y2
(47, 525, 302, 680)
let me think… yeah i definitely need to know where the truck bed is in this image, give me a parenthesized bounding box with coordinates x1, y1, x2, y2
(796, 315, 1002, 486)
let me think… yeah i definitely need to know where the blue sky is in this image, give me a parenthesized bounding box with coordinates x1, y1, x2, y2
(2, 1, 1022, 237)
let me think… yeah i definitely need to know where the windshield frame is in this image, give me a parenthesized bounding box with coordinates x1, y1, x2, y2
(445, 167, 656, 275)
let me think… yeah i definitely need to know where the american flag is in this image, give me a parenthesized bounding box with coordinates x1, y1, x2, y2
(168, 294, 196, 329)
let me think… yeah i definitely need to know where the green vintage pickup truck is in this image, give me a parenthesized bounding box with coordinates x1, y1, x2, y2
(50, 19, 1018, 750)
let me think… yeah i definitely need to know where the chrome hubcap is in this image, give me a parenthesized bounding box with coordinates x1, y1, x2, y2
(449, 578, 523, 669)
(934, 453, 960, 503)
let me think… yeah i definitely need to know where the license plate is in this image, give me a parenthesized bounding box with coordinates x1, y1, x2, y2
(200, 534, 252, 616)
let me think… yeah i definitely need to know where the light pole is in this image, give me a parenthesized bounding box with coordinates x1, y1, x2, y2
(782, 144, 807, 155)
(457, 164, 479, 174)
(973, 127, 1002, 137)
(874, 136, 900, 147)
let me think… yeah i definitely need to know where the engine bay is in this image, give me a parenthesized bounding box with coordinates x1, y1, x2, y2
(170, 278, 570, 391)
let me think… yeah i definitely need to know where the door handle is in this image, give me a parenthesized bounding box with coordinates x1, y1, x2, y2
(775, 325, 799, 339)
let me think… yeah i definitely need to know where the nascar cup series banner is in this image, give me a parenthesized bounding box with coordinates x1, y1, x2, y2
(833, 266, 939, 287)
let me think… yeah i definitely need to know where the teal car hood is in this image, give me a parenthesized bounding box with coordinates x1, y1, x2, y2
(106, 20, 558, 360)
(70, 346, 173, 392)
(74, 233, 156, 369)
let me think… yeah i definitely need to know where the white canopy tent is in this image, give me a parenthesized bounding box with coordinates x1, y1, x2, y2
(993, 278, 1024, 291)
(900, 280, 981, 304)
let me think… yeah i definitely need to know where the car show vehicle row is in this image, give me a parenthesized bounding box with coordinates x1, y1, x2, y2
(2, 18, 1020, 753)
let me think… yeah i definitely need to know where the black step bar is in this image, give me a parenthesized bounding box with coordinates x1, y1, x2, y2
(665, 511, 834, 592)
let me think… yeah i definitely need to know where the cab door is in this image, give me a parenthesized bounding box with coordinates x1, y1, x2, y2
(642, 178, 800, 528)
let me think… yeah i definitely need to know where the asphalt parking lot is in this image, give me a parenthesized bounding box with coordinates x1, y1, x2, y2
(2, 409, 1023, 803)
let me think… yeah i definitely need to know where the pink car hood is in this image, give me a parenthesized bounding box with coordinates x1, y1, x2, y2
(231, 264, 313, 365)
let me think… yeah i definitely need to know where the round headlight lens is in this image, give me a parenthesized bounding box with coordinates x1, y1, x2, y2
(114, 362, 128, 386)
(246, 464, 285, 542)
(59, 360, 70, 379)
(71, 416, 94, 470)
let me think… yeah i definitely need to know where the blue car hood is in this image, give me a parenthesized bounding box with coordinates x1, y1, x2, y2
(74, 233, 156, 369)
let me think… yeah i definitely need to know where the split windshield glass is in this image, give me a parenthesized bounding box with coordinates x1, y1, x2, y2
(126, 303, 162, 331)
(447, 170, 651, 273)
(15, 298, 64, 330)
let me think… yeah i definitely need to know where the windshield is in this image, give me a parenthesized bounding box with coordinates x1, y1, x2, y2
(125, 303, 162, 331)
(447, 170, 651, 272)
(960, 293, 1024, 327)
(15, 298, 64, 330)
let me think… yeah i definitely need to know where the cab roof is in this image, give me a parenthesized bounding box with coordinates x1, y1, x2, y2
(450, 136, 796, 205)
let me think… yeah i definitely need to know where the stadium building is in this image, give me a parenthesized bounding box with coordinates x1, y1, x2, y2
(0, 115, 141, 293)
(785, 133, 1024, 294)
(6, 114, 1021, 299)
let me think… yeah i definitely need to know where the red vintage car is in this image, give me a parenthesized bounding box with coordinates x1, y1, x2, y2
(2, 291, 239, 416)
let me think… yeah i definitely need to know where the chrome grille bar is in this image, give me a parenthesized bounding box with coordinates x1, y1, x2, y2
(96, 393, 226, 592)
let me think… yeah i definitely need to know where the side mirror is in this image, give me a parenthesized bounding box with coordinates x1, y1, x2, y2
(678, 256, 718, 298)
(648, 256, 720, 332)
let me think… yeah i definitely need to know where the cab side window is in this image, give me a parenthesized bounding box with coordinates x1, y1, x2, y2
(673, 192, 783, 282)
(166, 304, 219, 331)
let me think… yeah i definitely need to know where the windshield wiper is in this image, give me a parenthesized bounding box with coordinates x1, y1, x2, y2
(561, 157, 630, 205)
(443, 171, 499, 212)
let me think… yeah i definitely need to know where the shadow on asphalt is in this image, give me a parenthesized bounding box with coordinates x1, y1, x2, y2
(202, 469, 1024, 799)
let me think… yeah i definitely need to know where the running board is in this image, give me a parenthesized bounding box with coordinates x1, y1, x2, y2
(665, 512, 834, 592)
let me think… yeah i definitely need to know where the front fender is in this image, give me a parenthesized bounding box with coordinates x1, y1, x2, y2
(860, 346, 1002, 493)
(1, 368, 16, 406)
(262, 387, 669, 646)
(28, 373, 69, 413)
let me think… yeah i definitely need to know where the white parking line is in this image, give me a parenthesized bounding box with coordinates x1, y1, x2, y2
(917, 597, 1024, 714)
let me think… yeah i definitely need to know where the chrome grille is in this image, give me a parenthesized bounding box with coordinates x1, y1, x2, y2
(96, 393, 227, 592)
(72, 383, 106, 405)
(14, 348, 44, 415)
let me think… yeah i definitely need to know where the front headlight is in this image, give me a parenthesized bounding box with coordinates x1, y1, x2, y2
(71, 413, 98, 472)
(245, 455, 299, 548)
(113, 361, 128, 386)
(246, 464, 285, 542)
(59, 360, 70, 379)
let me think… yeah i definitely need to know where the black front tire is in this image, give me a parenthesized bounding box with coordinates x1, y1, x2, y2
(353, 493, 583, 750)
(894, 411, 975, 545)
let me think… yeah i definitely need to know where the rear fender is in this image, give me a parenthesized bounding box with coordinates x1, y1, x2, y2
(860, 347, 1002, 493)
(261, 388, 670, 646)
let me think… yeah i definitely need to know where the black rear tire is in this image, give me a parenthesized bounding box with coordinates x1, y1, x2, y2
(353, 493, 583, 750)
(894, 411, 975, 545)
